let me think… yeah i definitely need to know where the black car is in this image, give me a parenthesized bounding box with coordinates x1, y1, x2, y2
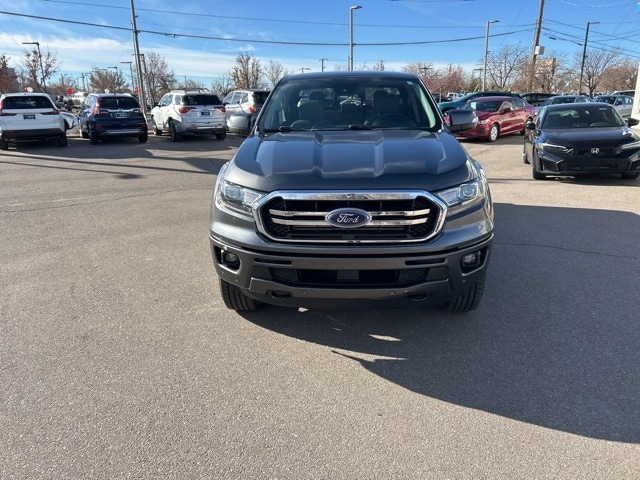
(78, 93, 148, 145)
(523, 103, 640, 180)
(520, 92, 555, 107)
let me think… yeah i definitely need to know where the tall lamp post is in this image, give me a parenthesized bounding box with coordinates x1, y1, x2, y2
(349, 5, 362, 71)
(579, 21, 599, 95)
(482, 20, 499, 91)
(22, 41, 46, 92)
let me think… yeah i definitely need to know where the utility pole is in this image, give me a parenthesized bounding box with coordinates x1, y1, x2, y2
(130, 0, 147, 112)
(527, 0, 545, 92)
(320, 58, 328, 72)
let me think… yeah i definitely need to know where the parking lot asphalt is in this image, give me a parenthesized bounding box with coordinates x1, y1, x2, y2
(1, 131, 639, 479)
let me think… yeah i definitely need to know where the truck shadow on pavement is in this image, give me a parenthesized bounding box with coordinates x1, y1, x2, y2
(241, 202, 640, 443)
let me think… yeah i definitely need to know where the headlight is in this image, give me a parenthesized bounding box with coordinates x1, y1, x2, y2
(214, 164, 266, 217)
(436, 165, 488, 217)
(537, 142, 572, 154)
(620, 140, 640, 151)
(477, 119, 488, 125)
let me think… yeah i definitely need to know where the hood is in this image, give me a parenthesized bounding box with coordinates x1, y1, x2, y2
(545, 127, 640, 148)
(224, 129, 475, 192)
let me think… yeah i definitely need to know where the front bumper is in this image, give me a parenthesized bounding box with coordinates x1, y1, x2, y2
(538, 151, 640, 175)
(209, 232, 493, 309)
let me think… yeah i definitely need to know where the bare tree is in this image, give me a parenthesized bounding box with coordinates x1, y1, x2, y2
(263, 60, 291, 89)
(211, 73, 234, 97)
(576, 48, 620, 96)
(21, 45, 60, 93)
(134, 52, 174, 106)
(0, 55, 18, 92)
(599, 58, 638, 92)
(88, 68, 127, 93)
(486, 44, 529, 90)
(231, 53, 263, 89)
(48, 74, 80, 98)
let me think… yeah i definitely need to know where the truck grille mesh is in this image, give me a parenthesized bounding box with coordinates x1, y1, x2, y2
(257, 192, 444, 243)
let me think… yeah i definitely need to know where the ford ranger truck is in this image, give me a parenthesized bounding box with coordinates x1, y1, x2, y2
(209, 71, 493, 312)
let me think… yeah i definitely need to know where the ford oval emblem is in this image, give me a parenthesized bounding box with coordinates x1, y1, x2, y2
(325, 208, 371, 228)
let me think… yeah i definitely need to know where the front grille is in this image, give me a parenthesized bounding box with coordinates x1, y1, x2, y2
(270, 267, 431, 286)
(256, 191, 445, 244)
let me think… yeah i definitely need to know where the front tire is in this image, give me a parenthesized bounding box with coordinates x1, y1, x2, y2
(219, 279, 263, 311)
(0, 138, 9, 150)
(487, 123, 499, 142)
(443, 279, 485, 312)
(151, 118, 162, 136)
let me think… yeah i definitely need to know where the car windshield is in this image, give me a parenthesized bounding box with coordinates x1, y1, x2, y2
(251, 92, 270, 103)
(542, 105, 625, 129)
(1, 96, 54, 109)
(462, 100, 502, 112)
(258, 75, 440, 132)
(100, 97, 140, 110)
(185, 94, 221, 106)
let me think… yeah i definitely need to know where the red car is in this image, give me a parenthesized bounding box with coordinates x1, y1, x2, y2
(453, 96, 535, 142)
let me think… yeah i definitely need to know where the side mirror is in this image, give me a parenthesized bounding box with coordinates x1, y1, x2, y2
(446, 108, 478, 132)
(502, 107, 512, 114)
(627, 118, 639, 127)
(525, 121, 536, 131)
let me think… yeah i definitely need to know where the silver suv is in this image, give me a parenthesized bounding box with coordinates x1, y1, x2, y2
(0, 92, 67, 150)
(223, 89, 270, 135)
(150, 89, 226, 142)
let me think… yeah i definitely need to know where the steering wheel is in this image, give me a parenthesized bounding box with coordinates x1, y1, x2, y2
(371, 113, 416, 128)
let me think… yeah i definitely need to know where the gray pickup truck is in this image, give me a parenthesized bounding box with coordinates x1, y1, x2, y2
(209, 71, 494, 313)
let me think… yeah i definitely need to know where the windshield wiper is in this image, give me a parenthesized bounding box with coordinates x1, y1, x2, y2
(347, 124, 372, 130)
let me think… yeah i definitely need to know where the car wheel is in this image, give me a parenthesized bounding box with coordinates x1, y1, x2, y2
(57, 135, 68, 147)
(487, 123, 499, 142)
(89, 128, 100, 145)
(621, 172, 640, 180)
(138, 132, 148, 143)
(522, 143, 530, 164)
(0, 139, 9, 150)
(151, 118, 162, 136)
(215, 130, 227, 140)
(532, 163, 548, 180)
(442, 279, 485, 312)
(169, 120, 182, 142)
(80, 126, 89, 139)
(219, 279, 263, 311)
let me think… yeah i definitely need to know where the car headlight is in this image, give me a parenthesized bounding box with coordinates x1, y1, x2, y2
(436, 165, 488, 217)
(214, 164, 266, 217)
(477, 119, 488, 125)
(620, 140, 640, 151)
(537, 142, 572, 154)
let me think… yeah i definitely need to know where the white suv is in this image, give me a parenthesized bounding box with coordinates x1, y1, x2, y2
(150, 90, 226, 142)
(0, 92, 67, 150)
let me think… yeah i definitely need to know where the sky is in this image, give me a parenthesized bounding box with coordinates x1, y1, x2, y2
(1, 0, 639, 89)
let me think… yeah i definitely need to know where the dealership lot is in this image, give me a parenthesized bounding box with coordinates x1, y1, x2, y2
(1, 132, 639, 478)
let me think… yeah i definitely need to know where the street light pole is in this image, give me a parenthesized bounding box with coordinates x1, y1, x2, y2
(579, 21, 599, 95)
(482, 20, 499, 91)
(22, 41, 46, 93)
(349, 5, 362, 71)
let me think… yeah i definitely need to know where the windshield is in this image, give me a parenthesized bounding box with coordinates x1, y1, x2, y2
(462, 100, 502, 113)
(542, 105, 625, 129)
(258, 75, 440, 132)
